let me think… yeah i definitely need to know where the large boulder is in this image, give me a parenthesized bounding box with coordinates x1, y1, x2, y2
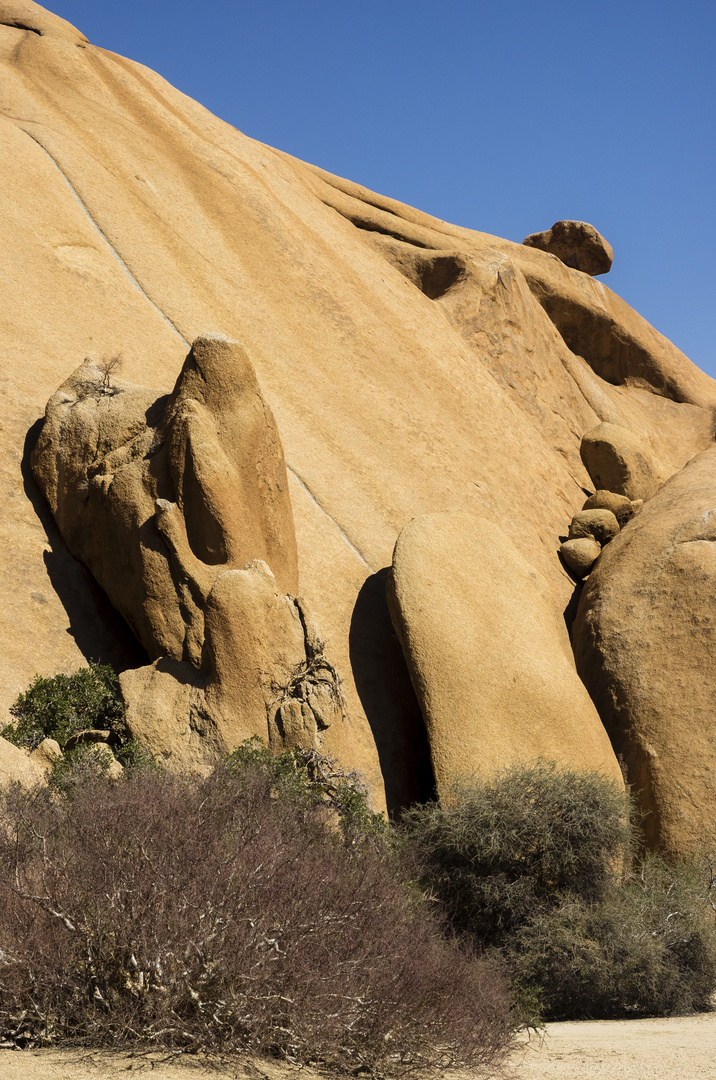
(387, 511, 623, 796)
(523, 220, 613, 275)
(32, 334, 299, 667)
(572, 445, 716, 856)
(580, 422, 664, 502)
(120, 562, 345, 770)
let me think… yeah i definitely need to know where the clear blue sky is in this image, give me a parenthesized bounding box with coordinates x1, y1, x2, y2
(51, 1, 715, 377)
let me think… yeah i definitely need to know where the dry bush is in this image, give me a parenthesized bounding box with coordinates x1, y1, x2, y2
(515, 854, 716, 1019)
(0, 758, 512, 1073)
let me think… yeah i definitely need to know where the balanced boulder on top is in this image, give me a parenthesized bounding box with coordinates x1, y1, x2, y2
(523, 220, 614, 275)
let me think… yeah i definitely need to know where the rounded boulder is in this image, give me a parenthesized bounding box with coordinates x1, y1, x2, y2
(387, 511, 622, 797)
(568, 509, 620, 545)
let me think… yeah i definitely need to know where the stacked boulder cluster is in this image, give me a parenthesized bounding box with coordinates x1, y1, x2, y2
(560, 419, 662, 579)
(561, 490, 642, 578)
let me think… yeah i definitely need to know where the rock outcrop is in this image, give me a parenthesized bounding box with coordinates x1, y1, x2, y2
(387, 511, 623, 796)
(572, 445, 716, 856)
(32, 334, 299, 666)
(3, 2, 716, 827)
(31, 336, 345, 768)
(523, 220, 614, 275)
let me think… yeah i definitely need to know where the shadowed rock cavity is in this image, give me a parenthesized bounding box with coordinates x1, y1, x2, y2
(31, 335, 343, 768)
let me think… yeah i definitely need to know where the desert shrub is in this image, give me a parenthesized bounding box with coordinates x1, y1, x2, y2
(400, 761, 631, 949)
(515, 855, 716, 1018)
(225, 736, 388, 843)
(0, 753, 512, 1072)
(400, 763, 716, 1020)
(47, 743, 116, 796)
(2, 662, 124, 751)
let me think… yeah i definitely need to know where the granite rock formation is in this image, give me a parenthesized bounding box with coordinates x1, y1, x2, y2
(3, 2, 716, 832)
(31, 335, 342, 768)
(387, 512, 623, 796)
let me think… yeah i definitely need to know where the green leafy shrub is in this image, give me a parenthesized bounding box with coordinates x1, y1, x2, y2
(0, 749, 513, 1071)
(401, 762, 716, 1020)
(2, 663, 124, 751)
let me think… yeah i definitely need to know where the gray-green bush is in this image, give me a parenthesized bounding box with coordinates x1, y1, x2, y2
(401, 763, 716, 1020)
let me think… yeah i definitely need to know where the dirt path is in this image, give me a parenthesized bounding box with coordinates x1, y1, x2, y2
(1, 1015, 715, 1080)
(510, 1013, 716, 1079)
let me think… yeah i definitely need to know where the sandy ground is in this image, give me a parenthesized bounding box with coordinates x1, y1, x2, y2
(0, 1015, 715, 1080)
(510, 1013, 716, 1079)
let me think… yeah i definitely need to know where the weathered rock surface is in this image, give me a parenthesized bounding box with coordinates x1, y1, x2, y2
(580, 422, 664, 502)
(583, 490, 640, 527)
(387, 511, 623, 796)
(560, 537, 602, 578)
(568, 509, 620, 545)
(523, 220, 614, 275)
(573, 445, 716, 856)
(32, 335, 299, 665)
(3, 2, 716, 819)
(0, 735, 46, 787)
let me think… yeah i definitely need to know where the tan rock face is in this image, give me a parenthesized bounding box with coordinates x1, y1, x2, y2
(3, 2, 716, 821)
(387, 511, 623, 796)
(0, 0, 86, 43)
(572, 445, 716, 857)
(523, 220, 614, 275)
(120, 561, 343, 770)
(31, 336, 348, 768)
(0, 735, 46, 788)
(32, 335, 298, 665)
